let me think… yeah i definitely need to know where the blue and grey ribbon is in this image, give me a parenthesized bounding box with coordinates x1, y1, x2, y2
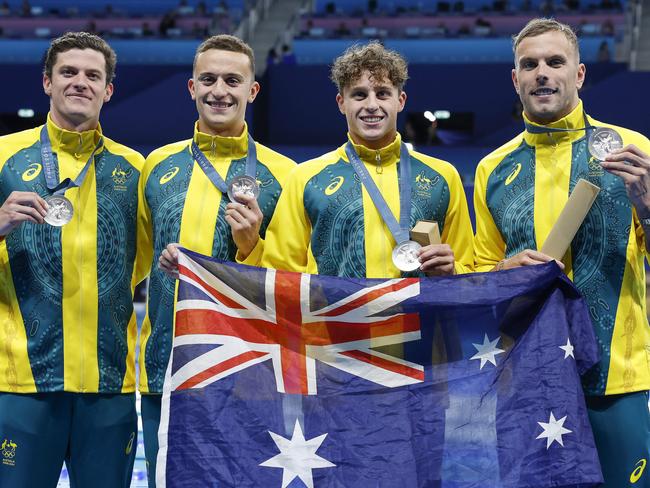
(345, 141, 412, 244)
(40, 125, 103, 196)
(190, 134, 257, 196)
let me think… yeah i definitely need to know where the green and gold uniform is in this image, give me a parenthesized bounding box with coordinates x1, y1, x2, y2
(138, 123, 295, 485)
(474, 101, 650, 487)
(0, 116, 147, 487)
(245, 134, 473, 277)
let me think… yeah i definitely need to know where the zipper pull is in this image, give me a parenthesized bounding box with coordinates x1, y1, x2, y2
(74, 134, 83, 159)
(210, 139, 216, 158)
(375, 150, 383, 174)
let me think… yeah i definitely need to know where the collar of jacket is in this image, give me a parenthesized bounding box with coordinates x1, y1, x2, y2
(46, 113, 103, 158)
(192, 121, 249, 160)
(523, 100, 588, 146)
(340, 132, 403, 167)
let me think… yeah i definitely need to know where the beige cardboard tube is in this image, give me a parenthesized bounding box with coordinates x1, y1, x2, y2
(540, 179, 600, 260)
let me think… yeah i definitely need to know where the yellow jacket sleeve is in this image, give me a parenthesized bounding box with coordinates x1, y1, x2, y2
(133, 155, 154, 287)
(259, 166, 313, 272)
(473, 159, 506, 273)
(439, 166, 474, 274)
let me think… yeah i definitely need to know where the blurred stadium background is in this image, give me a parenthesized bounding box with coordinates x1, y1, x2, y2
(0, 0, 647, 485)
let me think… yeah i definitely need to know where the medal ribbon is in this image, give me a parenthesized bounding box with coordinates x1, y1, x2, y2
(524, 111, 595, 139)
(40, 125, 103, 196)
(190, 134, 257, 195)
(345, 141, 412, 244)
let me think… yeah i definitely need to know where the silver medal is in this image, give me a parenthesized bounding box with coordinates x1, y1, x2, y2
(392, 240, 422, 272)
(227, 175, 259, 203)
(44, 195, 73, 226)
(588, 127, 623, 161)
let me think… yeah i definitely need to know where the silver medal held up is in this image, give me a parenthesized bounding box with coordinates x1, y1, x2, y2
(588, 127, 623, 161)
(228, 175, 259, 203)
(392, 240, 422, 272)
(44, 195, 73, 226)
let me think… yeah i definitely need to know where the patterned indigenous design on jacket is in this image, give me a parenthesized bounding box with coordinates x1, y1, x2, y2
(0, 121, 143, 393)
(304, 156, 450, 278)
(475, 103, 650, 395)
(140, 135, 293, 393)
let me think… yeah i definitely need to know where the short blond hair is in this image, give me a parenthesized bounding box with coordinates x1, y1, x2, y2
(330, 41, 408, 93)
(193, 34, 255, 76)
(512, 18, 580, 64)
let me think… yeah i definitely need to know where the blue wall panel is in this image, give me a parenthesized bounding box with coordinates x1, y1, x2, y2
(293, 38, 616, 65)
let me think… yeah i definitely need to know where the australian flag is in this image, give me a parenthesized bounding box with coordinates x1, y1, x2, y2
(157, 248, 603, 488)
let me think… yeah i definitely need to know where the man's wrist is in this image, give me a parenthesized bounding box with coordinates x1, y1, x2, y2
(237, 241, 254, 261)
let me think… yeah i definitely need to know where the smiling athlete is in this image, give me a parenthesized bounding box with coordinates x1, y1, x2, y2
(137, 34, 295, 487)
(0, 32, 146, 488)
(239, 41, 473, 278)
(474, 18, 650, 487)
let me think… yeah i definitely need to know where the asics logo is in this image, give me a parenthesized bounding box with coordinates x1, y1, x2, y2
(630, 459, 647, 483)
(125, 432, 135, 455)
(160, 167, 180, 184)
(505, 163, 522, 186)
(325, 176, 345, 196)
(22, 163, 42, 181)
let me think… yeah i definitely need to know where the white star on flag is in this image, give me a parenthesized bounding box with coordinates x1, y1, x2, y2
(559, 338, 575, 359)
(536, 412, 572, 449)
(260, 419, 335, 488)
(470, 334, 505, 369)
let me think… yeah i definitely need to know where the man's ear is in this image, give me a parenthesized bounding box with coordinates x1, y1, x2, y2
(512, 68, 520, 95)
(43, 74, 52, 96)
(336, 93, 345, 115)
(188, 77, 196, 100)
(248, 81, 261, 103)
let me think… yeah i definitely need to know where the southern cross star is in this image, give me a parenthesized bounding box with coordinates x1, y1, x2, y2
(260, 419, 335, 488)
(536, 412, 572, 449)
(470, 334, 505, 370)
(559, 338, 575, 359)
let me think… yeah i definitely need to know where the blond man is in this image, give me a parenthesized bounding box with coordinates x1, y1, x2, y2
(474, 18, 650, 487)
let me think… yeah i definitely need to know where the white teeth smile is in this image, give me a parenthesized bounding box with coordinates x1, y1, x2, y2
(362, 117, 382, 122)
(532, 88, 557, 96)
(207, 101, 232, 108)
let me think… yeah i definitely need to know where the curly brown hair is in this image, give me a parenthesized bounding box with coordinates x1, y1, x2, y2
(330, 41, 408, 93)
(194, 34, 255, 77)
(44, 32, 117, 85)
(513, 18, 580, 63)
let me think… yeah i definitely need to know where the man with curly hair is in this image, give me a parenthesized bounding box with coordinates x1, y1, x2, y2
(240, 41, 473, 278)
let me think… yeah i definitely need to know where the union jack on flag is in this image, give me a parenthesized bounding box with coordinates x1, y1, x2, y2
(171, 249, 424, 395)
(158, 249, 603, 488)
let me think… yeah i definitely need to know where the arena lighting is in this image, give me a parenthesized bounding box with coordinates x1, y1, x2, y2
(434, 110, 451, 120)
(423, 110, 436, 122)
(17, 108, 35, 118)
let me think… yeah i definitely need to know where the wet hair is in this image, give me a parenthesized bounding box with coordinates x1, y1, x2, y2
(512, 18, 580, 64)
(44, 32, 117, 84)
(330, 41, 408, 93)
(193, 34, 255, 77)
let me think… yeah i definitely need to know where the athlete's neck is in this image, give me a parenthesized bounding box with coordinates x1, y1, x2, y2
(49, 109, 99, 133)
(198, 120, 245, 138)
